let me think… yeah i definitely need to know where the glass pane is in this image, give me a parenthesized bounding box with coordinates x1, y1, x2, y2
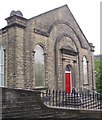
(83, 56, 88, 84)
(0, 51, 4, 65)
(1, 74, 4, 86)
(0, 74, 4, 87)
(34, 45, 45, 86)
(0, 65, 1, 74)
(1, 51, 4, 64)
(0, 47, 4, 87)
(1, 65, 4, 74)
(65, 65, 71, 71)
(0, 52, 1, 64)
(0, 46, 4, 50)
(35, 63, 45, 86)
(0, 74, 1, 87)
(0, 65, 4, 74)
(35, 45, 44, 64)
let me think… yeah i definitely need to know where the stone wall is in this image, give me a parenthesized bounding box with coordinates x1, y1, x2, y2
(0, 87, 101, 119)
(0, 5, 96, 92)
(1, 87, 52, 118)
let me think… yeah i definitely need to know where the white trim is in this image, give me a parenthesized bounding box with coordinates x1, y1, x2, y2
(65, 71, 71, 73)
(70, 73, 72, 93)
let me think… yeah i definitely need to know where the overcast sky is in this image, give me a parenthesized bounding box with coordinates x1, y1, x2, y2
(0, 0, 100, 55)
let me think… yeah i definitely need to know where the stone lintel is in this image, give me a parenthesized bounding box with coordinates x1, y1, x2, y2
(34, 28, 49, 37)
(60, 48, 79, 56)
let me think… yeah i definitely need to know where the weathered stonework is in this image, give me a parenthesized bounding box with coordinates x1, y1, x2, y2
(0, 5, 95, 92)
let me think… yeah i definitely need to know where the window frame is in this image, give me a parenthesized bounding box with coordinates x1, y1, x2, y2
(0, 46, 4, 87)
(34, 44, 45, 87)
(82, 56, 88, 85)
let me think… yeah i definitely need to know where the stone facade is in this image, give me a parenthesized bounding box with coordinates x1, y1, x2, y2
(0, 5, 96, 92)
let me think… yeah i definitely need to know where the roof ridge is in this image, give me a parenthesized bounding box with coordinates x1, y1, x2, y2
(28, 4, 68, 20)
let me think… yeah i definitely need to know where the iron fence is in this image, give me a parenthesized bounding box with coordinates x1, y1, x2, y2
(41, 90, 102, 110)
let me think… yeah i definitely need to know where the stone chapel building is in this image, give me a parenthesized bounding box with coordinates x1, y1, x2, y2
(0, 5, 96, 93)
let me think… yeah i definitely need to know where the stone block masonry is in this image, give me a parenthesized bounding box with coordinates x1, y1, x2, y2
(0, 87, 102, 119)
(2, 88, 52, 118)
(0, 5, 96, 92)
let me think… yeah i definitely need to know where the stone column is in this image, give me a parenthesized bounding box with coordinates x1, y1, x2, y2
(73, 60, 77, 88)
(90, 43, 96, 91)
(44, 53, 49, 87)
(6, 11, 27, 89)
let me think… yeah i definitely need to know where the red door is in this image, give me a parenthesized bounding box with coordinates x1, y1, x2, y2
(65, 72, 71, 94)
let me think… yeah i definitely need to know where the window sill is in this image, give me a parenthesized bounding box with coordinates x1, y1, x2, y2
(33, 86, 48, 91)
(83, 83, 89, 86)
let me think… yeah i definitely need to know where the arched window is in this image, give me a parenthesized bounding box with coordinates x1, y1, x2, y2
(83, 56, 88, 84)
(65, 65, 71, 72)
(0, 46, 4, 87)
(34, 45, 45, 87)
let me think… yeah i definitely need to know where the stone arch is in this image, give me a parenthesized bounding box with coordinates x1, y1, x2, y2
(55, 33, 79, 52)
(54, 33, 79, 75)
(53, 33, 80, 90)
(34, 43, 45, 52)
(48, 20, 83, 48)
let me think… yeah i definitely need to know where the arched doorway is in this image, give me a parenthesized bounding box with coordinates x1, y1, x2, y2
(65, 65, 72, 94)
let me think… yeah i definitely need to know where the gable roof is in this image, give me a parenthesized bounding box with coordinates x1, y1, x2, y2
(29, 5, 90, 49)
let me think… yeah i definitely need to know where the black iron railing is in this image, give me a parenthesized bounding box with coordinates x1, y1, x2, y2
(41, 90, 102, 110)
